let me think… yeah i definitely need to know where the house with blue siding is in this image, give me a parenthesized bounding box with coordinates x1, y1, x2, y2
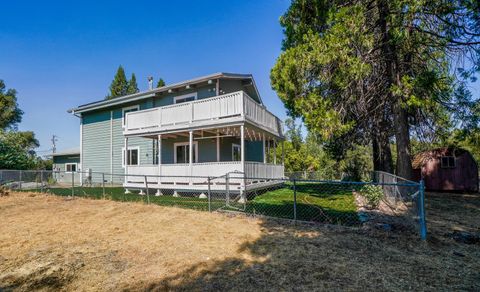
(52, 148, 80, 184)
(69, 73, 284, 197)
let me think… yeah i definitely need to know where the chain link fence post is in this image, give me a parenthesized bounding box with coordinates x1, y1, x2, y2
(207, 177, 212, 212)
(144, 175, 150, 204)
(40, 170, 44, 193)
(419, 179, 427, 240)
(102, 172, 106, 199)
(293, 178, 297, 222)
(19, 170, 22, 190)
(71, 171, 75, 198)
(225, 173, 230, 207)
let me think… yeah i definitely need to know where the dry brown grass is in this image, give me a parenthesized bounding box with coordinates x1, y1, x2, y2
(0, 191, 478, 291)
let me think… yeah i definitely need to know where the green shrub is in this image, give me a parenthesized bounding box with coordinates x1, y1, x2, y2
(359, 185, 383, 208)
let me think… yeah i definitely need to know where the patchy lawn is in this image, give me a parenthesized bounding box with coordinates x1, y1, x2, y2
(0, 191, 478, 291)
(25, 182, 359, 224)
(247, 182, 358, 224)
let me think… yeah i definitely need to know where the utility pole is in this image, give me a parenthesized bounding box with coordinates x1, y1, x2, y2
(51, 135, 58, 154)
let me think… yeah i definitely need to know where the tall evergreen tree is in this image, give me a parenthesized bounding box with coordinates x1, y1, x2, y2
(271, 0, 480, 179)
(127, 73, 139, 94)
(156, 78, 165, 88)
(106, 65, 128, 99)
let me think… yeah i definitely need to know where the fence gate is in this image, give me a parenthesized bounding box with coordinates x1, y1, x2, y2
(209, 173, 247, 213)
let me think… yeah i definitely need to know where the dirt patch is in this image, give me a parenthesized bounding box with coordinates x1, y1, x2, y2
(0, 191, 479, 291)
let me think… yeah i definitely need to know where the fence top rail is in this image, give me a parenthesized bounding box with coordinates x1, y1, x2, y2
(373, 170, 419, 184)
(0, 169, 420, 187)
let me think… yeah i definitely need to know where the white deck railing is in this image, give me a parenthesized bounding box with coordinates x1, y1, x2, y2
(125, 162, 284, 185)
(124, 91, 283, 137)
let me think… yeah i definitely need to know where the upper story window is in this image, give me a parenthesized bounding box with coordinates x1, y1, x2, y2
(122, 105, 139, 127)
(174, 92, 197, 104)
(441, 156, 456, 168)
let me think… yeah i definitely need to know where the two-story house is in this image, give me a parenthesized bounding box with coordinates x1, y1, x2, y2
(69, 72, 284, 196)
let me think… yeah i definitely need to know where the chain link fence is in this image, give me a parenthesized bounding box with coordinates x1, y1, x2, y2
(0, 169, 426, 239)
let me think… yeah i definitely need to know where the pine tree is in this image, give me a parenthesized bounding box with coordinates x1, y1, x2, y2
(156, 78, 165, 88)
(127, 73, 139, 94)
(106, 66, 128, 99)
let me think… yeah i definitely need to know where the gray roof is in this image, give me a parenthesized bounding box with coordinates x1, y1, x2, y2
(51, 147, 80, 157)
(69, 72, 261, 114)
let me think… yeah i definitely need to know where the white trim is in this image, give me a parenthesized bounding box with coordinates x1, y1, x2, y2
(110, 110, 113, 181)
(65, 163, 78, 173)
(232, 143, 241, 161)
(173, 92, 198, 104)
(122, 146, 140, 167)
(69, 72, 259, 114)
(122, 105, 140, 127)
(174, 141, 199, 163)
(79, 117, 83, 184)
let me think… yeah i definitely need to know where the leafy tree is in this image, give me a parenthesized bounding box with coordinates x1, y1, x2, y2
(272, 0, 480, 179)
(157, 78, 166, 88)
(284, 118, 303, 151)
(2, 130, 39, 153)
(0, 80, 41, 169)
(340, 145, 373, 182)
(0, 79, 23, 130)
(0, 131, 37, 169)
(127, 73, 139, 94)
(106, 65, 129, 99)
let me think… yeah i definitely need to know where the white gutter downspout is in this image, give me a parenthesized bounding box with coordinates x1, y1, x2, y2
(110, 110, 113, 183)
(70, 111, 82, 186)
(80, 115, 83, 186)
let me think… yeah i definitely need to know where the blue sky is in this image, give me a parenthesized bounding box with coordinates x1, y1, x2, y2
(1, 0, 478, 155)
(0, 0, 291, 154)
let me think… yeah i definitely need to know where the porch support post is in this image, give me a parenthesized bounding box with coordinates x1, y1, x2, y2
(240, 124, 246, 203)
(273, 139, 277, 165)
(262, 133, 266, 163)
(241, 125, 245, 170)
(156, 134, 162, 195)
(189, 130, 193, 184)
(216, 130, 220, 162)
(282, 141, 285, 165)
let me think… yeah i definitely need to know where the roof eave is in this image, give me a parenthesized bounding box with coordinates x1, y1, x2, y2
(69, 72, 260, 114)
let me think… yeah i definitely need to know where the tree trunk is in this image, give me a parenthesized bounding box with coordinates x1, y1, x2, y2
(393, 102, 413, 179)
(372, 128, 393, 173)
(377, 0, 413, 179)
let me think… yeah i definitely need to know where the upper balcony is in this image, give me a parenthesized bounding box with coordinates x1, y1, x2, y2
(124, 91, 283, 138)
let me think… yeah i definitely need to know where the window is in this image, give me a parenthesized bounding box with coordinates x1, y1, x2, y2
(232, 144, 241, 161)
(122, 147, 140, 167)
(441, 156, 456, 168)
(65, 163, 77, 173)
(174, 92, 197, 104)
(122, 105, 139, 127)
(174, 142, 198, 163)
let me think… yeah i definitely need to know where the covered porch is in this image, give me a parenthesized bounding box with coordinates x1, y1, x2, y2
(123, 124, 285, 193)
